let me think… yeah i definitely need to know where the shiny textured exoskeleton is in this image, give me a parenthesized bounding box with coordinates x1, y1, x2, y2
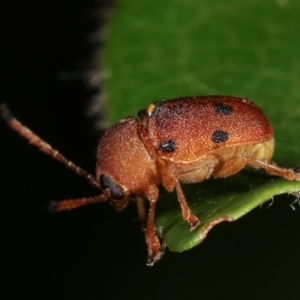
(2, 96, 300, 266)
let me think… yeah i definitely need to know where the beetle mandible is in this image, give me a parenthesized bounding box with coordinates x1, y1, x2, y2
(2, 96, 300, 266)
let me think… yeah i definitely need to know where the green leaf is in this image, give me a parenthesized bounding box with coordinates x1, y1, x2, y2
(103, 0, 300, 252)
(156, 178, 300, 252)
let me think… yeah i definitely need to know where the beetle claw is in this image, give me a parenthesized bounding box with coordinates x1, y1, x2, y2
(145, 228, 166, 266)
(146, 249, 164, 266)
(188, 215, 201, 231)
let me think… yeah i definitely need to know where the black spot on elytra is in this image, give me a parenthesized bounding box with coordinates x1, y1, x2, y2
(100, 174, 124, 199)
(159, 140, 177, 152)
(214, 102, 233, 115)
(211, 130, 229, 143)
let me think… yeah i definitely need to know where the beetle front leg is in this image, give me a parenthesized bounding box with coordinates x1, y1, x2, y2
(136, 196, 147, 230)
(144, 186, 164, 266)
(175, 181, 200, 230)
(245, 158, 300, 181)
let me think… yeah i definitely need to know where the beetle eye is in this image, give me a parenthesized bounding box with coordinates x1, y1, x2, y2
(100, 174, 124, 199)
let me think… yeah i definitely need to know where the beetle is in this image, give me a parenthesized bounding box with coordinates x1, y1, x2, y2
(1, 96, 300, 266)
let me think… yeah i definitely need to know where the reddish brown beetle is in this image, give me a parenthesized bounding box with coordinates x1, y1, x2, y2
(1, 96, 300, 265)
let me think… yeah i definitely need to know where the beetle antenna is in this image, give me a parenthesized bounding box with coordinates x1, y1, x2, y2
(49, 189, 111, 212)
(0, 104, 101, 189)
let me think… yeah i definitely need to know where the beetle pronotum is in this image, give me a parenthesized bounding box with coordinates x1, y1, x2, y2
(2, 96, 300, 265)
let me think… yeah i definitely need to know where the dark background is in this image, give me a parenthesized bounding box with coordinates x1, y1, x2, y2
(1, 1, 300, 299)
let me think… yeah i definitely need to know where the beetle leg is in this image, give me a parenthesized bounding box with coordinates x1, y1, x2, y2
(175, 181, 200, 230)
(137, 195, 166, 265)
(145, 186, 163, 266)
(136, 196, 147, 231)
(245, 158, 300, 181)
